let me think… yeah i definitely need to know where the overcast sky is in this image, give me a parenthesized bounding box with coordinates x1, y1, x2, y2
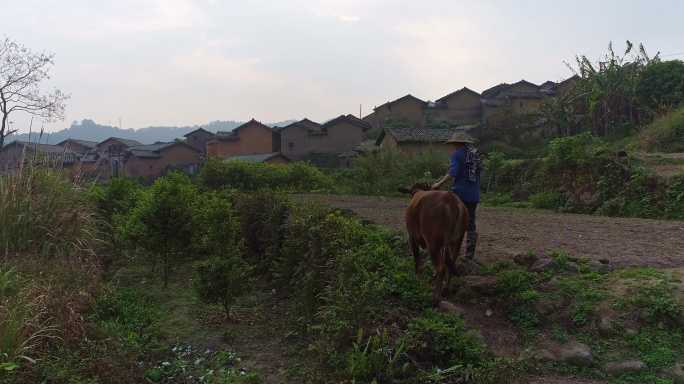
(5, 0, 684, 132)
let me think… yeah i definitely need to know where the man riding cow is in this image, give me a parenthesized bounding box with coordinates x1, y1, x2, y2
(431, 131, 482, 261)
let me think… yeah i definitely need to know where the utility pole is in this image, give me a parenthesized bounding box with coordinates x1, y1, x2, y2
(359, 104, 362, 119)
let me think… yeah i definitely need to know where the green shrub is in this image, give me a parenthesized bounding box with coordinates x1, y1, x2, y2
(557, 272, 606, 327)
(628, 279, 681, 324)
(198, 158, 333, 192)
(316, 214, 429, 338)
(88, 177, 142, 223)
(92, 286, 160, 349)
(481, 192, 513, 206)
(529, 191, 565, 210)
(405, 310, 485, 367)
(495, 269, 540, 328)
(664, 175, 684, 220)
(637, 60, 684, 115)
(345, 329, 411, 383)
(334, 149, 447, 195)
(88, 177, 143, 264)
(123, 172, 198, 287)
(193, 256, 251, 319)
(234, 191, 290, 274)
(192, 191, 242, 258)
(635, 106, 684, 153)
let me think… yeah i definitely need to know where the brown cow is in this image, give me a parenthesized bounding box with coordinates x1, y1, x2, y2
(400, 182, 469, 306)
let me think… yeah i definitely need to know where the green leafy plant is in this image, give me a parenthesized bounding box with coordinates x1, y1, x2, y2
(92, 286, 160, 349)
(123, 172, 197, 287)
(529, 191, 565, 210)
(405, 310, 485, 368)
(346, 328, 410, 383)
(193, 256, 252, 319)
(1, 266, 59, 370)
(198, 158, 333, 192)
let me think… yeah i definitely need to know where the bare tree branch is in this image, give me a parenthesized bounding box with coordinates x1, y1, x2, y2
(0, 37, 68, 147)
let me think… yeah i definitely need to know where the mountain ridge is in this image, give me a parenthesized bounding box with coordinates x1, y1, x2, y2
(6, 118, 297, 145)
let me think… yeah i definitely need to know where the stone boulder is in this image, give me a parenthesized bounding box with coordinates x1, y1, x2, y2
(604, 360, 646, 376)
(534, 340, 594, 368)
(463, 275, 499, 296)
(513, 252, 539, 268)
(557, 340, 594, 367)
(665, 362, 684, 384)
(437, 300, 465, 316)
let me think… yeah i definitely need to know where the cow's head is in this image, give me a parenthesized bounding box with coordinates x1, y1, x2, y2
(398, 182, 431, 196)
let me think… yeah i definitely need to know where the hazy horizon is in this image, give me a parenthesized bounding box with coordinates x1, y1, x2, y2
(5, 0, 684, 133)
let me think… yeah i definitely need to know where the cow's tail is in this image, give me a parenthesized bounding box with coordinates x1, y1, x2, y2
(442, 246, 458, 275)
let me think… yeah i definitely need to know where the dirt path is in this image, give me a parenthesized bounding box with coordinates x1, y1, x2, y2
(298, 194, 684, 268)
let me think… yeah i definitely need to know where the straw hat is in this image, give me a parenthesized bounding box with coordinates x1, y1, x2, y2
(445, 131, 476, 144)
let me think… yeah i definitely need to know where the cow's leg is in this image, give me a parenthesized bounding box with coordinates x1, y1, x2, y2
(429, 243, 446, 307)
(444, 247, 456, 295)
(409, 236, 423, 275)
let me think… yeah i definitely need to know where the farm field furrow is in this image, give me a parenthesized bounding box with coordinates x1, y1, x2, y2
(298, 194, 684, 268)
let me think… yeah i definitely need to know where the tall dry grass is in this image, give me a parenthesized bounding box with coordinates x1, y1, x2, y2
(0, 160, 101, 372)
(0, 161, 97, 258)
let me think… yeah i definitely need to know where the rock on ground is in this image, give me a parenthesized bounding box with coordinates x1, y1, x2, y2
(463, 275, 499, 296)
(534, 340, 594, 368)
(604, 360, 646, 376)
(666, 362, 684, 384)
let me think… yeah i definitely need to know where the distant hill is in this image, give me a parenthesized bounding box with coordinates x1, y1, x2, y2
(6, 118, 297, 145)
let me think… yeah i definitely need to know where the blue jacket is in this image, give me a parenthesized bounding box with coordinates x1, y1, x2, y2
(449, 148, 480, 203)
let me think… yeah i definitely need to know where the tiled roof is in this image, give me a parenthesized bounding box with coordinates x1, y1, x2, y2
(323, 114, 371, 131)
(374, 94, 427, 111)
(127, 141, 198, 158)
(57, 139, 98, 148)
(278, 118, 323, 134)
(97, 137, 143, 147)
(2, 141, 79, 164)
(481, 83, 511, 99)
(482, 80, 542, 100)
(380, 125, 478, 144)
(212, 119, 274, 141)
(183, 127, 214, 137)
(435, 87, 481, 104)
(5, 141, 76, 154)
(225, 152, 288, 163)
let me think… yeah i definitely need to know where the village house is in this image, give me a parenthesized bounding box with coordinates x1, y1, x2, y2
(375, 126, 477, 156)
(123, 141, 201, 182)
(320, 114, 371, 152)
(480, 80, 546, 125)
(276, 118, 324, 160)
(183, 128, 215, 154)
(364, 75, 580, 140)
(277, 114, 370, 166)
(206, 119, 280, 159)
(225, 152, 290, 164)
(91, 137, 143, 178)
(426, 87, 482, 126)
(56, 138, 98, 154)
(0, 141, 78, 174)
(364, 94, 427, 131)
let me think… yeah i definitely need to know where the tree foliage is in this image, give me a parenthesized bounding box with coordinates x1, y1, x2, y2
(193, 256, 251, 319)
(637, 60, 684, 115)
(571, 41, 656, 136)
(123, 172, 197, 287)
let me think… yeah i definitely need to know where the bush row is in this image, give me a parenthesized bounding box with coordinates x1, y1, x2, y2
(198, 158, 334, 192)
(95, 171, 508, 382)
(483, 132, 684, 219)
